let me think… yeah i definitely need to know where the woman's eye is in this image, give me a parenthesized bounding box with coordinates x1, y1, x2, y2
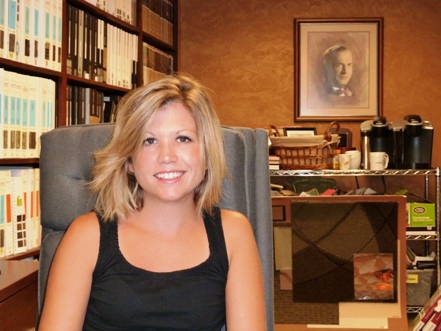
(177, 136, 192, 143)
(143, 138, 156, 145)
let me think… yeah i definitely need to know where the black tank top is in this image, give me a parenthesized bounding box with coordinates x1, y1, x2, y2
(82, 207, 229, 331)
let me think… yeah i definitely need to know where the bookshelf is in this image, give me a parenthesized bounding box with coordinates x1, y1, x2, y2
(0, 0, 178, 131)
(0, 0, 178, 259)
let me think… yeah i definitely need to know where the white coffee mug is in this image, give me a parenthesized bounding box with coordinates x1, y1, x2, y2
(345, 150, 361, 170)
(338, 154, 351, 170)
(369, 152, 389, 170)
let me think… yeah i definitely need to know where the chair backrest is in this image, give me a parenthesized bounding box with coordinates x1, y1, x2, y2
(38, 123, 274, 330)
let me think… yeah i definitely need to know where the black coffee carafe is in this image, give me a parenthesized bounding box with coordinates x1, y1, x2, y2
(401, 115, 433, 169)
(369, 116, 394, 164)
(388, 119, 405, 169)
(389, 115, 433, 169)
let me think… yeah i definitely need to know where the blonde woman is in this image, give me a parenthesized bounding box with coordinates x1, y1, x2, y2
(38, 75, 266, 331)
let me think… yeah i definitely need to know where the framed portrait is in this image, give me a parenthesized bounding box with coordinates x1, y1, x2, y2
(294, 18, 383, 121)
(283, 127, 316, 137)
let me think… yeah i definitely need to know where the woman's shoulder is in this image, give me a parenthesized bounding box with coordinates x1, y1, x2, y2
(53, 212, 101, 271)
(220, 209, 249, 225)
(220, 209, 254, 241)
(69, 211, 99, 229)
(64, 211, 100, 244)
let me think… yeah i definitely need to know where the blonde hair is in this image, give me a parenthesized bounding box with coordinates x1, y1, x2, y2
(89, 75, 226, 222)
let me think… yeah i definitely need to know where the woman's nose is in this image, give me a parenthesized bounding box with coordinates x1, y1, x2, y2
(158, 142, 177, 163)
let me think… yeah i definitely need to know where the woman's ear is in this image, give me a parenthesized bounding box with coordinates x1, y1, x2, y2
(127, 159, 135, 174)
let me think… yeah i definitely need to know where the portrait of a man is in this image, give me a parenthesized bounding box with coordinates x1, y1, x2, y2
(322, 45, 353, 97)
(295, 19, 382, 120)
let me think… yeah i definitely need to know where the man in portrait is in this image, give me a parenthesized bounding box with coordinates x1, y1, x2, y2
(322, 45, 353, 97)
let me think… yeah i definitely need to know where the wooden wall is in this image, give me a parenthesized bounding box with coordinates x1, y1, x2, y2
(178, 0, 441, 167)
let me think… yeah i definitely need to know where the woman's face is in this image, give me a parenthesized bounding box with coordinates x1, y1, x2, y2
(129, 102, 206, 205)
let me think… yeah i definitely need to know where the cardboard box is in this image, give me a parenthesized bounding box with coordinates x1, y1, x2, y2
(406, 202, 436, 230)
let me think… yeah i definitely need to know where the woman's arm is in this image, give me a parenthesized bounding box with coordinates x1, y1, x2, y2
(222, 209, 266, 331)
(38, 212, 100, 331)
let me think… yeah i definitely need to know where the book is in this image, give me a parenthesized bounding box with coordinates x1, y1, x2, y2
(435, 319, 441, 331)
(42, 0, 51, 68)
(423, 310, 441, 331)
(23, 0, 32, 64)
(2, 69, 11, 158)
(77, 8, 84, 78)
(20, 74, 29, 158)
(3, 169, 12, 256)
(66, 4, 72, 74)
(91, 14, 98, 81)
(103, 94, 121, 123)
(0, 0, 8, 58)
(10, 71, 22, 158)
(82, 11, 90, 79)
(27, 75, 38, 158)
(7, 0, 17, 60)
(0, 68, 5, 157)
(0, 170, 6, 257)
(29, 167, 38, 248)
(10, 168, 26, 254)
(55, 0, 62, 71)
(87, 88, 101, 124)
(34, 162, 40, 249)
(102, 20, 107, 83)
(32, 0, 40, 66)
(412, 285, 441, 331)
(22, 167, 33, 249)
(95, 17, 103, 82)
(48, 77, 56, 131)
(71, 5, 79, 76)
(16, 0, 25, 62)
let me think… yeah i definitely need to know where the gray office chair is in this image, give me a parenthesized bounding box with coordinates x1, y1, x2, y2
(37, 123, 274, 330)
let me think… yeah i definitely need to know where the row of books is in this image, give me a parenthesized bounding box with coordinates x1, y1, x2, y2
(0, 69, 56, 159)
(0, 0, 62, 71)
(66, 86, 127, 125)
(66, 4, 138, 89)
(142, 42, 174, 86)
(0, 167, 40, 258)
(66, 85, 105, 126)
(269, 155, 280, 170)
(85, 0, 137, 26)
(412, 285, 441, 331)
(141, 0, 175, 46)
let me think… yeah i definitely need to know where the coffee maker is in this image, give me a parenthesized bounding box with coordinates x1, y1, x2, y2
(389, 115, 433, 169)
(361, 115, 433, 170)
(360, 117, 395, 168)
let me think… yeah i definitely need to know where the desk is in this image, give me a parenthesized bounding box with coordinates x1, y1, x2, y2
(0, 260, 39, 331)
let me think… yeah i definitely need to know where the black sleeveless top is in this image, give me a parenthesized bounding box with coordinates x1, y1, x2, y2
(82, 207, 229, 331)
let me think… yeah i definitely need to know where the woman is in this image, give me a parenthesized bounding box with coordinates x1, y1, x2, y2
(38, 75, 266, 330)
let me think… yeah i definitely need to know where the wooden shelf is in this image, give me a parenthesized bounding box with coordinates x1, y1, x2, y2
(1, 247, 40, 261)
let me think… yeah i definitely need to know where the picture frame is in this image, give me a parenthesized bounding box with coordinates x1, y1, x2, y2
(283, 126, 316, 137)
(330, 127, 352, 147)
(294, 18, 383, 121)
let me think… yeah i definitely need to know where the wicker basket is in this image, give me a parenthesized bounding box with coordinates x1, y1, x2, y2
(269, 122, 340, 170)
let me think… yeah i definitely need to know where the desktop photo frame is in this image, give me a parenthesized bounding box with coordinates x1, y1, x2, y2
(283, 127, 316, 137)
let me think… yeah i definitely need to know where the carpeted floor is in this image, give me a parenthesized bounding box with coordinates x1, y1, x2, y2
(273, 270, 339, 325)
(274, 270, 414, 330)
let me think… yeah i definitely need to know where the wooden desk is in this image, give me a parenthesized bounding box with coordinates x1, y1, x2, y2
(0, 260, 39, 331)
